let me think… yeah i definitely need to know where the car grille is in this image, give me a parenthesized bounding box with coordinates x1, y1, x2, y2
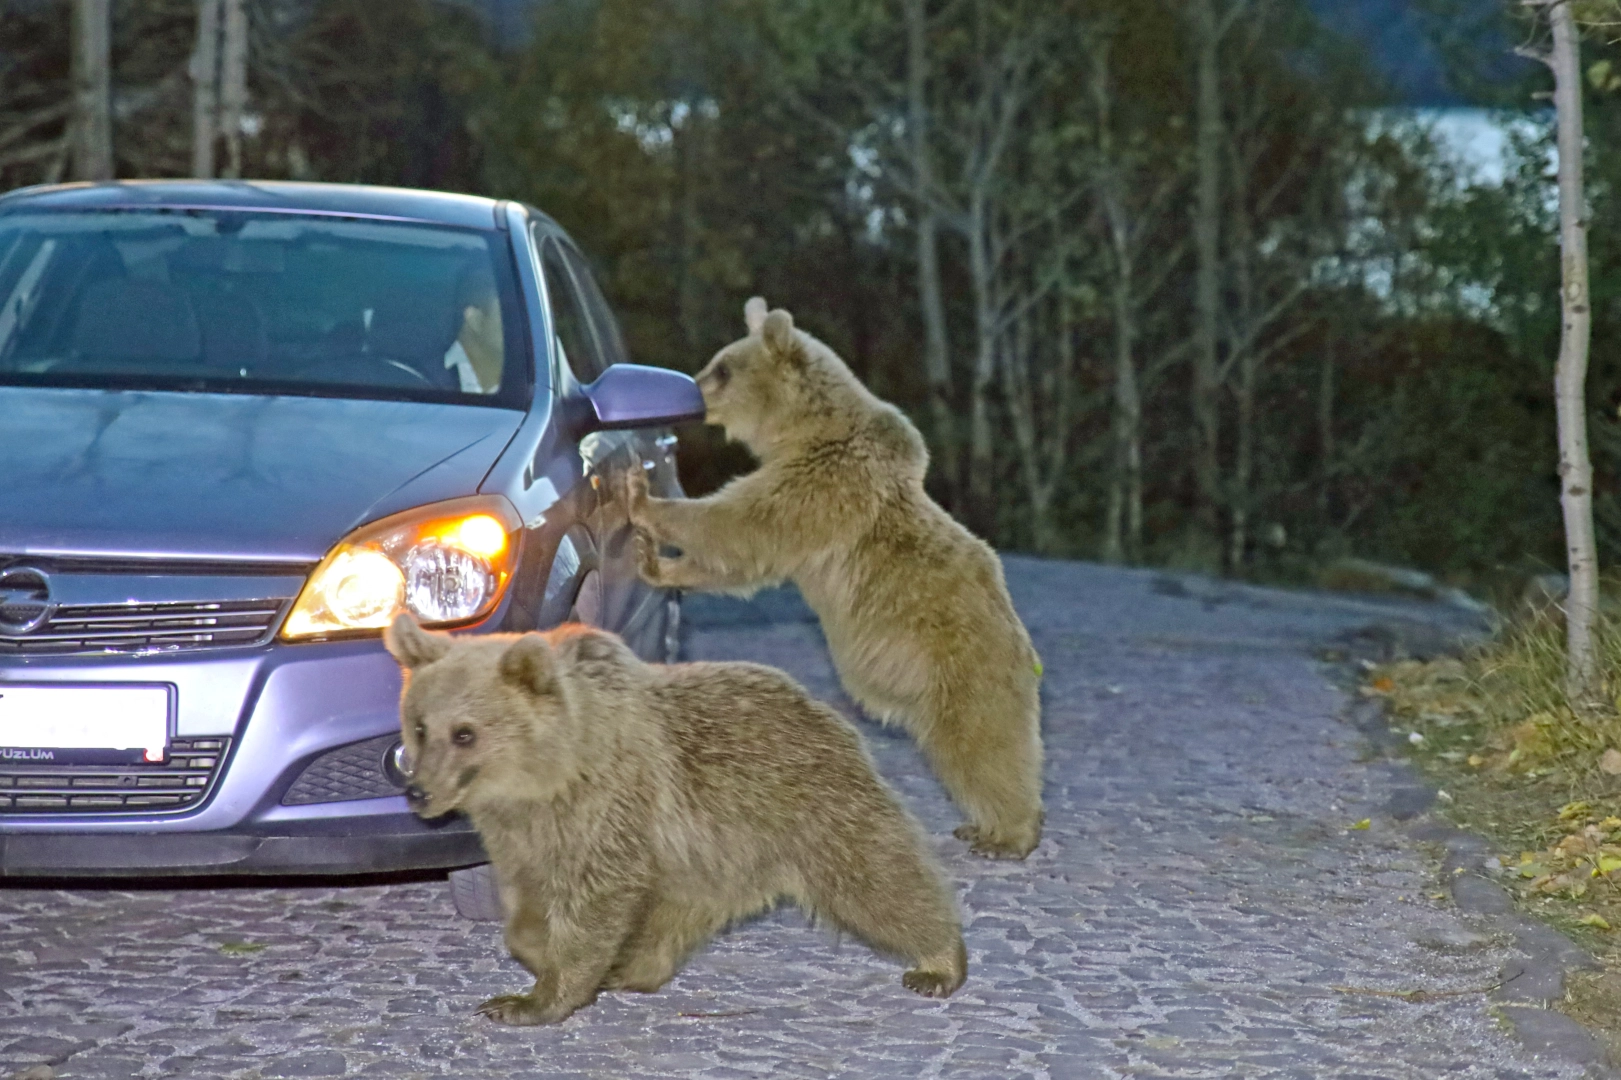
(0, 599, 288, 656)
(0, 737, 230, 814)
(282, 733, 405, 806)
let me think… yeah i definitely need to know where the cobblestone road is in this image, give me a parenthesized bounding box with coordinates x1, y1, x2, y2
(0, 559, 1607, 1078)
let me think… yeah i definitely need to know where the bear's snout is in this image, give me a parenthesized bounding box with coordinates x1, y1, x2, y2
(404, 783, 433, 815)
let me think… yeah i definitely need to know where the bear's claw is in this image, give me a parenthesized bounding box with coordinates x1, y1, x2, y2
(954, 823, 1037, 860)
(476, 992, 559, 1026)
(902, 967, 962, 998)
(634, 529, 664, 584)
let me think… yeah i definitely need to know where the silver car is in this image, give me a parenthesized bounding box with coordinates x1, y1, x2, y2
(0, 180, 705, 915)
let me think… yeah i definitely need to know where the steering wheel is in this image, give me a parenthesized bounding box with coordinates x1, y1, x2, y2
(290, 352, 434, 387)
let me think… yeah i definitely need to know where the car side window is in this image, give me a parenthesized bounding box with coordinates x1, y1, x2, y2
(558, 243, 629, 370)
(538, 233, 606, 384)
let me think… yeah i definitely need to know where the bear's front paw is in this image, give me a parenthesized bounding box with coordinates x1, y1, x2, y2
(954, 823, 1038, 860)
(476, 991, 569, 1026)
(634, 529, 666, 585)
(902, 967, 963, 999)
(623, 468, 651, 520)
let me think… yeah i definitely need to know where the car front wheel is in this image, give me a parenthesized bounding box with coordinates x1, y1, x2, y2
(448, 863, 503, 922)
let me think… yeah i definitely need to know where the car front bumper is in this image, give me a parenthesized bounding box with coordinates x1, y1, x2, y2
(0, 637, 485, 877)
(0, 811, 484, 877)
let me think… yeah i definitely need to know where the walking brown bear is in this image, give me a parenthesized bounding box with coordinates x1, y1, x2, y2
(383, 614, 968, 1025)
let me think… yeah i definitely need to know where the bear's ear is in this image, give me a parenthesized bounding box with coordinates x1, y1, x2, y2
(744, 296, 768, 335)
(761, 308, 796, 357)
(499, 633, 558, 696)
(568, 627, 626, 665)
(384, 614, 451, 669)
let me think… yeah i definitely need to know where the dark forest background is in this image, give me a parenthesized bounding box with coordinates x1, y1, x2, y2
(2, 0, 1612, 598)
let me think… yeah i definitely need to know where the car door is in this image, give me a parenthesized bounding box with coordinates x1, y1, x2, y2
(533, 226, 684, 652)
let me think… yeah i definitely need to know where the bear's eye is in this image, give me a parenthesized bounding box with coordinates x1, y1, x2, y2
(452, 726, 476, 747)
(414, 721, 426, 742)
(712, 361, 730, 386)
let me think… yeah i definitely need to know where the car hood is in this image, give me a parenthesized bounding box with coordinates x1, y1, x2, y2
(0, 387, 526, 563)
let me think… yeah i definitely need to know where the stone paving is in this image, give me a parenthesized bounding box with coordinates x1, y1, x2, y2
(0, 557, 1609, 1078)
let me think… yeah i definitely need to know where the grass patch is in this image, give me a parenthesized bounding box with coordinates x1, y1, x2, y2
(1370, 603, 1621, 1038)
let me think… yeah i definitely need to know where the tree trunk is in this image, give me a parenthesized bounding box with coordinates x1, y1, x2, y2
(1102, 195, 1140, 565)
(997, 268, 1068, 555)
(905, 0, 958, 502)
(1227, 149, 1256, 571)
(190, 0, 221, 179)
(675, 119, 703, 352)
(964, 194, 999, 539)
(1546, 0, 1601, 704)
(1003, 301, 1058, 552)
(70, 0, 113, 181)
(1190, 0, 1224, 553)
(1318, 340, 1334, 509)
(219, 0, 248, 178)
(1230, 347, 1257, 570)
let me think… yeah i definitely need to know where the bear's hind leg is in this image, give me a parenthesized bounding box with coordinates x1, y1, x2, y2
(918, 687, 1044, 860)
(799, 839, 966, 998)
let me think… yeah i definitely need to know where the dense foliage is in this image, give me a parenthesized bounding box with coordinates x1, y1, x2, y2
(4, 0, 1618, 592)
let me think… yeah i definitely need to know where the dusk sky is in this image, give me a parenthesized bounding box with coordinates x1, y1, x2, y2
(465, 0, 1516, 107)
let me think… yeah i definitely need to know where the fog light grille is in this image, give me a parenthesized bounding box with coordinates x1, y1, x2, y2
(282, 734, 405, 806)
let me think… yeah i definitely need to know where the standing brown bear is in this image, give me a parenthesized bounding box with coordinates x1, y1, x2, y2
(383, 614, 967, 1026)
(626, 298, 1044, 859)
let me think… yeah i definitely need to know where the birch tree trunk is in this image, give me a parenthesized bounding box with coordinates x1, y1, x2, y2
(1102, 192, 1141, 565)
(190, 0, 221, 178)
(219, 0, 248, 178)
(905, 0, 958, 502)
(1545, 0, 1601, 704)
(965, 193, 999, 538)
(70, 0, 113, 181)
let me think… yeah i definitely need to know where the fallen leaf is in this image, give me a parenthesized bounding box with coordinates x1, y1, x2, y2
(1557, 834, 1594, 856)
(1602, 817, 1621, 831)
(1597, 855, 1621, 875)
(1579, 913, 1612, 930)
(218, 941, 267, 956)
(1518, 862, 1548, 879)
(1602, 749, 1621, 775)
(1350, 819, 1371, 831)
(1560, 801, 1594, 822)
(1371, 677, 1395, 694)
(1467, 754, 1485, 767)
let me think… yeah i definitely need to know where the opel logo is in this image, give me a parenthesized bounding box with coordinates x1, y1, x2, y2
(0, 566, 53, 635)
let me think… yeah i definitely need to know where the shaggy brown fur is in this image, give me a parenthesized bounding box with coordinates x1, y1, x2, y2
(625, 298, 1044, 859)
(383, 614, 967, 1026)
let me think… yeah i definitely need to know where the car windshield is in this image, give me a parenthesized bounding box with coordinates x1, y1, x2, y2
(0, 209, 529, 406)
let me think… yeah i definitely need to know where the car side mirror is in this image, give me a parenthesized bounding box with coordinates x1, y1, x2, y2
(577, 364, 706, 434)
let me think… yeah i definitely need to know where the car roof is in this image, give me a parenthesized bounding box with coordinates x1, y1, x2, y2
(0, 180, 506, 231)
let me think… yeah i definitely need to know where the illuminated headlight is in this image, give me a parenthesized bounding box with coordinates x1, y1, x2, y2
(281, 495, 521, 641)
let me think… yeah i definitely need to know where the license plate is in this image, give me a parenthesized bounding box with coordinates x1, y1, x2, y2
(0, 684, 171, 765)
